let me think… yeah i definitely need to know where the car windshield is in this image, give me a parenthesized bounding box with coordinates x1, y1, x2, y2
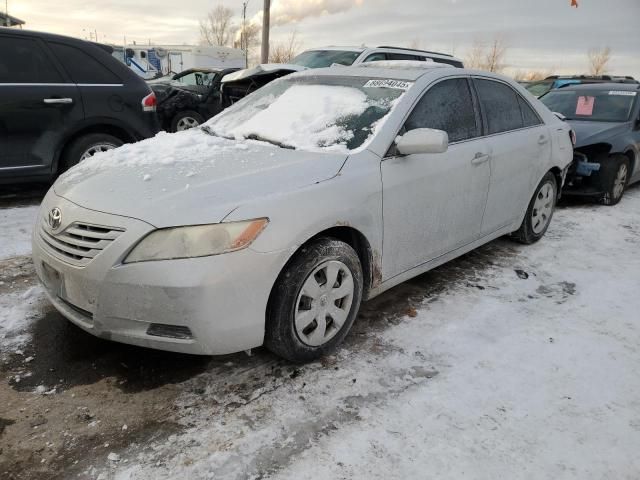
(540, 89, 637, 122)
(292, 50, 361, 68)
(203, 76, 409, 152)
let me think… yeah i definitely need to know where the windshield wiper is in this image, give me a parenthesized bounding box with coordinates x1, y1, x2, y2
(245, 134, 295, 150)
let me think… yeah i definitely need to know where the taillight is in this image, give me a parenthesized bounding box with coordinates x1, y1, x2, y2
(142, 92, 156, 112)
(569, 129, 577, 146)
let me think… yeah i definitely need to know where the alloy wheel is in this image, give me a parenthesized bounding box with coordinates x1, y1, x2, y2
(80, 143, 117, 161)
(176, 117, 200, 131)
(613, 163, 628, 200)
(294, 260, 355, 347)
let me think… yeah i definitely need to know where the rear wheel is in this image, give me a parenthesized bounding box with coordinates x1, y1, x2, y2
(598, 155, 629, 206)
(265, 238, 363, 363)
(60, 133, 123, 173)
(171, 111, 204, 132)
(512, 171, 557, 244)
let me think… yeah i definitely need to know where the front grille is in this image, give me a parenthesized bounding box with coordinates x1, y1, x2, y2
(39, 221, 124, 267)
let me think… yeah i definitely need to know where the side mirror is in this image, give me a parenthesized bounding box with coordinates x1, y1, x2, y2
(395, 128, 449, 155)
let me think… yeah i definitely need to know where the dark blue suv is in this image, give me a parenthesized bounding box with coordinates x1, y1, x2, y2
(541, 83, 640, 205)
(0, 28, 159, 184)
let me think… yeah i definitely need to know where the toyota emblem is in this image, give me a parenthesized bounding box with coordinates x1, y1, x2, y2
(48, 207, 62, 230)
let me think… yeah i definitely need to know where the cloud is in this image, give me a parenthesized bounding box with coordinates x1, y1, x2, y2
(251, 0, 364, 27)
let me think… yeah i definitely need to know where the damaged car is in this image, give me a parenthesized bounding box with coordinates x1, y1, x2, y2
(541, 82, 640, 205)
(149, 68, 239, 132)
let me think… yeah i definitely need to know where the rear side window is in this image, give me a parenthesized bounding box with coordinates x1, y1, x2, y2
(475, 79, 524, 134)
(386, 53, 420, 61)
(518, 96, 542, 127)
(404, 78, 479, 143)
(0, 36, 63, 83)
(48, 42, 121, 84)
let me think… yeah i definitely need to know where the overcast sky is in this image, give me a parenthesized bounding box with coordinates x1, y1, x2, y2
(8, 0, 640, 77)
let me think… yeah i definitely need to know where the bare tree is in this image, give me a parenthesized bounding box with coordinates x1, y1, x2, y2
(269, 30, 301, 63)
(408, 38, 422, 50)
(513, 68, 554, 82)
(588, 47, 612, 76)
(465, 37, 508, 73)
(200, 4, 235, 47)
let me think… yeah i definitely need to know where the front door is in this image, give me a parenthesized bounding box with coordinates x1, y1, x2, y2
(0, 34, 83, 177)
(382, 77, 491, 279)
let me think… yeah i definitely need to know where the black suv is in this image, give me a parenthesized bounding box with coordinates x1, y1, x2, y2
(0, 28, 159, 184)
(526, 75, 638, 98)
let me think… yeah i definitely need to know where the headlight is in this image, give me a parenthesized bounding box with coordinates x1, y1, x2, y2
(124, 218, 268, 263)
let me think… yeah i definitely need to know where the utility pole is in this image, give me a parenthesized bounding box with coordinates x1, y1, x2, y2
(5, 0, 10, 27)
(242, 1, 249, 68)
(260, 0, 270, 64)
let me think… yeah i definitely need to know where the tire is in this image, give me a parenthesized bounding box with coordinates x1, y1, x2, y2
(171, 111, 204, 132)
(512, 171, 558, 245)
(265, 238, 364, 363)
(597, 155, 630, 206)
(60, 133, 123, 173)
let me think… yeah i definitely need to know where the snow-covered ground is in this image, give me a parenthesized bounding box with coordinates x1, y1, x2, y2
(0, 205, 39, 260)
(1, 188, 639, 479)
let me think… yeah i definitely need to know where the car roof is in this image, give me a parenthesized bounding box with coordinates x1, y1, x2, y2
(300, 45, 463, 62)
(0, 27, 108, 50)
(556, 82, 640, 92)
(290, 64, 491, 82)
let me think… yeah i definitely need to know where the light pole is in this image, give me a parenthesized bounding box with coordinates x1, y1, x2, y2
(5, 0, 10, 27)
(260, 0, 270, 64)
(242, 1, 249, 68)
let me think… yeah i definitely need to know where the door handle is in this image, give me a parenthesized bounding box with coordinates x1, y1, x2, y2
(43, 98, 73, 104)
(471, 153, 490, 165)
(538, 135, 549, 145)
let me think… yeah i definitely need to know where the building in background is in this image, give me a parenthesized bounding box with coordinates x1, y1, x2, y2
(0, 12, 25, 28)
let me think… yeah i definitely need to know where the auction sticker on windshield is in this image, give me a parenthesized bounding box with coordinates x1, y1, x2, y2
(363, 79, 412, 90)
(608, 90, 637, 96)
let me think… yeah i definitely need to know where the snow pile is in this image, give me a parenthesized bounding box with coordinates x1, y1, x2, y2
(207, 84, 400, 152)
(0, 205, 40, 260)
(57, 129, 246, 185)
(0, 285, 46, 353)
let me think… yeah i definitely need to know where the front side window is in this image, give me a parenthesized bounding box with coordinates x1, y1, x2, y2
(0, 36, 63, 83)
(204, 75, 409, 152)
(404, 78, 479, 143)
(291, 50, 361, 68)
(475, 79, 525, 134)
(49, 42, 121, 84)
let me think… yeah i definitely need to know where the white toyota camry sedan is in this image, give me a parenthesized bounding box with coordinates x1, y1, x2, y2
(33, 63, 573, 362)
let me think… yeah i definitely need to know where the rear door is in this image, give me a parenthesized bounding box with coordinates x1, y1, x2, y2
(473, 77, 551, 235)
(47, 42, 125, 128)
(0, 34, 83, 177)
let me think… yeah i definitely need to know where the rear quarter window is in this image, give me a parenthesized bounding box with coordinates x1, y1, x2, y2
(48, 42, 122, 84)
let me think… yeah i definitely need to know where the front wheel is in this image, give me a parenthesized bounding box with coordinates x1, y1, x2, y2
(598, 155, 630, 206)
(265, 238, 363, 363)
(512, 172, 558, 244)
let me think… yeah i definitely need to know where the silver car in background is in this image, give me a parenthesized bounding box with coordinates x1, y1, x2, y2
(32, 63, 573, 362)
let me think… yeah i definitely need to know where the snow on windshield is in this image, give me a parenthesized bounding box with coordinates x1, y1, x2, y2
(205, 78, 407, 152)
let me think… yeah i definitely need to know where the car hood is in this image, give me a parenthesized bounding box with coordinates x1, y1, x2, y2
(568, 120, 629, 148)
(53, 129, 347, 228)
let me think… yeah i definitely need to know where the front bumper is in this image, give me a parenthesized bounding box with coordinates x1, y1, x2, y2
(563, 152, 604, 197)
(32, 192, 287, 355)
